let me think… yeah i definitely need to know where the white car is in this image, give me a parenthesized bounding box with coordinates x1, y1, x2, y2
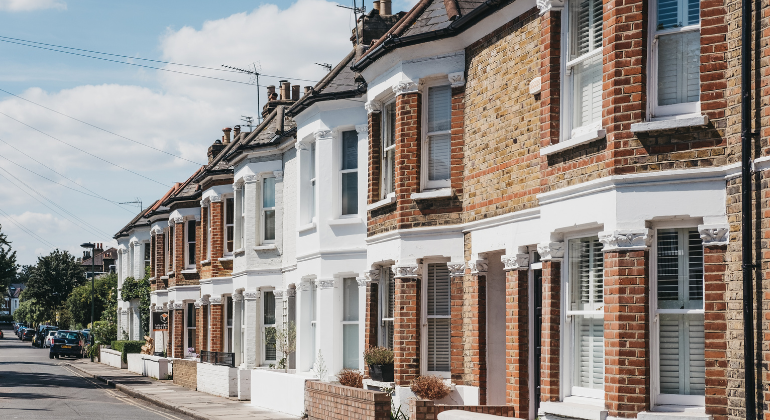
(44, 331, 58, 348)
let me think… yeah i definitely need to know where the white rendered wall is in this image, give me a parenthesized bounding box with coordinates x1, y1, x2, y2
(197, 363, 238, 398)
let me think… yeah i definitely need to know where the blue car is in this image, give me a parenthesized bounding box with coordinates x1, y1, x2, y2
(49, 331, 85, 359)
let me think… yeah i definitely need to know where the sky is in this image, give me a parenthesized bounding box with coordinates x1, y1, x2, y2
(0, 0, 416, 266)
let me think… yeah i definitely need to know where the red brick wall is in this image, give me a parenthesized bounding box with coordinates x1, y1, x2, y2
(463, 273, 487, 404)
(197, 304, 208, 352)
(410, 400, 517, 420)
(603, 250, 650, 418)
(541, 260, 560, 402)
(201, 200, 232, 279)
(172, 220, 184, 287)
(368, 111, 382, 205)
(393, 276, 420, 385)
(154, 232, 166, 290)
(304, 381, 390, 420)
(210, 303, 223, 352)
(364, 281, 378, 378)
(172, 359, 197, 390)
(173, 308, 183, 358)
(704, 245, 728, 420)
(506, 269, 528, 417)
(539, 10, 561, 150)
(450, 271, 465, 384)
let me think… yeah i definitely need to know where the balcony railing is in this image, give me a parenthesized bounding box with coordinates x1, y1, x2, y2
(199, 350, 235, 368)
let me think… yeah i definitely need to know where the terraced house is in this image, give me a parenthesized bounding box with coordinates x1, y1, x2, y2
(110, 0, 769, 417)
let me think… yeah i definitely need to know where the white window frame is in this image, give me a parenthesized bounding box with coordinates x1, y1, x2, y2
(237, 184, 245, 251)
(225, 295, 233, 353)
(420, 259, 452, 378)
(381, 98, 397, 199)
(560, 0, 605, 143)
(143, 242, 151, 273)
(185, 219, 196, 269)
(341, 277, 360, 370)
(128, 245, 134, 278)
(223, 196, 235, 256)
(165, 226, 173, 273)
(560, 230, 606, 404)
(309, 282, 317, 365)
(420, 80, 452, 191)
(310, 142, 317, 222)
(261, 177, 276, 244)
(185, 302, 196, 357)
(378, 266, 395, 349)
(650, 221, 706, 408)
(339, 129, 359, 217)
(262, 290, 277, 364)
(648, 0, 701, 119)
(206, 205, 212, 261)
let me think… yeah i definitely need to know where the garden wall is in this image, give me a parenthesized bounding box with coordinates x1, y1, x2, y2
(410, 400, 519, 420)
(304, 381, 390, 420)
(172, 359, 197, 390)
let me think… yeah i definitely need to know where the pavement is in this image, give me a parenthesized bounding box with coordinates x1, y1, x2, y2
(0, 328, 297, 420)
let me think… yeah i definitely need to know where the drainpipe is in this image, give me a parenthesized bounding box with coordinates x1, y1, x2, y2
(740, 0, 755, 413)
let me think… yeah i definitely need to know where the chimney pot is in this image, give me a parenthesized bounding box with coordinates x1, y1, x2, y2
(291, 85, 300, 101)
(279, 81, 290, 100)
(233, 125, 241, 138)
(381, 0, 391, 14)
(304, 86, 312, 96)
(267, 85, 276, 100)
(373, 0, 380, 10)
(223, 127, 232, 144)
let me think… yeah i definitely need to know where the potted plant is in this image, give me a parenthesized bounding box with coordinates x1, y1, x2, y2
(363, 346, 394, 382)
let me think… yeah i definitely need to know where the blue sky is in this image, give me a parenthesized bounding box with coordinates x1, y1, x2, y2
(0, 0, 414, 265)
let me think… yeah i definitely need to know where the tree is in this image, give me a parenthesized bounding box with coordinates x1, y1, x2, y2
(121, 266, 150, 334)
(13, 297, 47, 326)
(66, 273, 116, 327)
(0, 224, 18, 298)
(16, 265, 33, 284)
(24, 250, 84, 320)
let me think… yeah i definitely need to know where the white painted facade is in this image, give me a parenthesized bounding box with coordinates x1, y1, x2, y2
(116, 224, 151, 341)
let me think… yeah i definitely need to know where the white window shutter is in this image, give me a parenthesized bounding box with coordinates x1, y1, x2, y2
(577, 316, 604, 389)
(427, 263, 451, 372)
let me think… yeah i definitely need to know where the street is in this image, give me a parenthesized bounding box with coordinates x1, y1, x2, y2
(0, 329, 195, 420)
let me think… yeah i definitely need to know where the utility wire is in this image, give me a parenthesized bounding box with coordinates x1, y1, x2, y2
(0, 167, 112, 240)
(0, 137, 134, 214)
(0, 112, 171, 187)
(0, 87, 206, 167)
(0, 206, 55, 248)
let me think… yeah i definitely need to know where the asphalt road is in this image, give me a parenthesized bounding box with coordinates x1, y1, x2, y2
(0, 328, 195, 420)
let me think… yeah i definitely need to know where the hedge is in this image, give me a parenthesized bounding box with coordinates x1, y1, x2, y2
(0, 314, 13, 323)
(111, 340, 144, 363)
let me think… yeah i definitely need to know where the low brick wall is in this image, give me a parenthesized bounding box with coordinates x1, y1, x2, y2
(173, 359, 197, 390)
(410, 400, 517, 419)
(305, 381, 390, 420)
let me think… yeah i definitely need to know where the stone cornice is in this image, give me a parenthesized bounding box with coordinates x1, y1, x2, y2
(537, 0, 564, 14)
(502, 253, 530, 271)
(314, 130, 333, 141)
(315, 278, 335, 289)
(469, 260, 488, 275)
(209, 194, 223, 203)
(273, 171, 284, 181)
(209, 296, 222, 305)
(538, 242, 565, 260)
(172, 303, 184, 310)
(243, 292, 258, 300)
(273, 290, 285, 299)
(448, 72, 465, 87)
(599, 229, 652, 251)
(392, 81, 418, 96)
(392, 264, 420, 279)
(194, 299, 202, 308)
(244, 175, 258, 184)
(699, 224, 729, 245)
(357, 278, 368, 287)
(232, 293, 244, 302)
(356, 124, 369, 135)
(447, 262, 466, 278)
(365, 100, 382, 114)
(365, 269, 380, 282)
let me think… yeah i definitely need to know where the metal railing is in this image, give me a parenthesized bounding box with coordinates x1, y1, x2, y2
(199, 350, 235, 368)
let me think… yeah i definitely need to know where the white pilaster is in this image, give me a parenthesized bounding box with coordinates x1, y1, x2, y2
(243, 291, 258, 369)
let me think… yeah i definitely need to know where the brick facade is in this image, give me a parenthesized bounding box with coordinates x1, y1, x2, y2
(197, 304, 208, 352)
(541, 260, 560, 402)
(200, 200, 232, 279)
(154, 232, 166, 290)
(393, 276, 420, 385)
(410, 400, 517, 420)
(172, 359, 198, 390)
(506, 268, 528, 417)
(172, 308, 183, 358)
(304, 381, 390, 420)
(704, 245, 728, 420)
(210, 302, 223, 352)
(364, 281, 378, 378)
(463, 272, 487, 404)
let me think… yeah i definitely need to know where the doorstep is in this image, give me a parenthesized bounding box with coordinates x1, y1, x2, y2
(66, 359, 297, 420)
(540, 401, 608, 420)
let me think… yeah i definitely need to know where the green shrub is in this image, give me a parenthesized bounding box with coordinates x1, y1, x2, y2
(0, 314, 13, 323)
(363, 346, 394, 365)
(111, 340, 145, 363)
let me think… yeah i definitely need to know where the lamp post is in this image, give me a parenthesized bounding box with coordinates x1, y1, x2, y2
(80, 242, 96, 362)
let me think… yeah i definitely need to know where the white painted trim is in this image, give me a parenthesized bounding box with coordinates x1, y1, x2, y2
(365, 224, 464, 245)
(296, 248, 366, 262)
(253, 244, 278, 251)
(630, 115, 709, 133)
(297, 222, 317, 233)
(540, 128, 607, 156)
(367, 195, 396, 211)
(411, 188, 452, 200)
(328, 217, 363, 226)
(181, 269, 197, 274)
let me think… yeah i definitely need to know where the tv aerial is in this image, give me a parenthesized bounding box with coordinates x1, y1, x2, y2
(222, 62, 263, 123)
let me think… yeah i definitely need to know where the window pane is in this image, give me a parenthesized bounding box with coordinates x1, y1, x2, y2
(659, 314, 705, 395)
(265, 327, 276, 361)
(226, 198, 234, 224)
(570, 0, 602, 59)
(263, 178, 276, 208)
(226, 226, 234, 252)
(264, 210, 275, 240)
(657, 228, 703, 309)
(658, 31, 700, 106)
(342, 172, 358, 215)
(342, 131, 358, 170)
(187, 329, 195, 349)
(571, 53, 602, 130)
(428, 85, 451, 132)
(574, 315, 604, 389)
(264, 291, 275, 324)
(226, 296, 233, 326)
(658, 0, 699, 30)
(343, 324, 359, 369)
(385, 102, 396, 148)
(343, 278, 359, 321)
(310, 142, 316, 177)
(428, 264, 450, 316)
(187, 303, 196, 327)
(569, 237, 604, 311)
(428, 134, 451, 181)
(427, 318, 450, 371)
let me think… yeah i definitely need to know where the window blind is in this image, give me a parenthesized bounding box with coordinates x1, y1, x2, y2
(570, 237, 604, 311)
(263, 178, 276, 208)
(343, 278, 359, 322)
(428, 86, 451, 133)
(570, 0, 602, 59)
(428, 134, 451, 181)
(658, 31, 700, 106)
(577, 316, 604, 389)
(342, 131, 358, 170)
(659, 314, 705, 395)
(657, 229, 703, 309)
(427, 263, 451, 372)
(572, 53, 603, 131)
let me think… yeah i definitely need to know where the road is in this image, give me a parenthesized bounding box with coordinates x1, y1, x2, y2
(0, 328, 195, 420)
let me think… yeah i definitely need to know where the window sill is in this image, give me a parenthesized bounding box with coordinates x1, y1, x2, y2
(328, 217, 363, 226)
(200, 260, 211, 266)
(253, 244, 278, 251)
(367, 195, 396, 211)
(234, 248, 245, 256)
(540, 128, 607, 156)
(160, 276, 169, 280)
(411, 188, 452, 200)
(540, 401, 608, 420)
(630, 115, 709, 133)
(166, 271, 174, 276)
(639, 410, 710, 420)
(297, 222, 316, 233)
(218, 256, 234, 262)
(181, 269, 197, 274)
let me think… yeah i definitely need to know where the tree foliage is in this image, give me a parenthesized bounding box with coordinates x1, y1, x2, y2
(66, 272, 117, 328)
(24, 250, 84, 319)
(0, 224, 18, 298)
(13, 297, 47, 325)
(121, 266, 150, 334)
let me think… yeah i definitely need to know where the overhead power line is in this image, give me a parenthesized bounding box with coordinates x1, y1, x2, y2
(0, 87, 206, 167)
(0, 206, 55, 249)
(0, 112, 171, 187)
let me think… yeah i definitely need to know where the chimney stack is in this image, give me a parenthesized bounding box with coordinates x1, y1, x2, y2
(223, 127, 232, 144)
(381, 0, 391, 14)
(373, 0, 380, 11)
(279, 80, 290, 100)
(291, 85, 300, 101)
(233, 125, 241, 139)
(267, 85, 276, 101)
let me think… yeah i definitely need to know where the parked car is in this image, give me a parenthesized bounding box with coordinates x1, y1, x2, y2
(34, 326, 58, 348)
(13, 322, 25, 335)
(21, 328, 35, 341)
(18, 326, 28, 339)
(0, 329, 4, 339)
(49, 331, 84, 359)
(44, 330, 58, 348)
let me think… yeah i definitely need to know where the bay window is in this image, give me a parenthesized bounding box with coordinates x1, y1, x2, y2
(262, 178, 276, 242)
(144, 242, 151, 272)
(423, 263, 450, 375)
(225, 198, 234, 254)
(341, 130, 358, 216)
(651, 0, 700, 117)
(263, 291, 276, 363)
(185, 220, 196, 269)
(567, 237, 604, 399)
(381, 101, 396, 198)
(654, 228, 705, 406)
(238, 184, 245, 249)
(226, 296, 233, 352)
(342, 278, 359, 369)
(379, 267, 395, 349)
(565, 0, 603, 140)
(423, 85, 452, 190)
(186, 302, 196, 357)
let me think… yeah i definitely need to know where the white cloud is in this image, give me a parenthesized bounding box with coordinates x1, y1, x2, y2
(0, 0, 66, 12)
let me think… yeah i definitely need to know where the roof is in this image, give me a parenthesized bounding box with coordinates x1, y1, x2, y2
(351, 0, 515, 72)
(113, 200, 158, 239)
(81, 247, 117, 267)
(222, 105, 298, 162)
(161, 166, 204, 206)
(8, 283, 25, 299)
(287, 50, 365, 117)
